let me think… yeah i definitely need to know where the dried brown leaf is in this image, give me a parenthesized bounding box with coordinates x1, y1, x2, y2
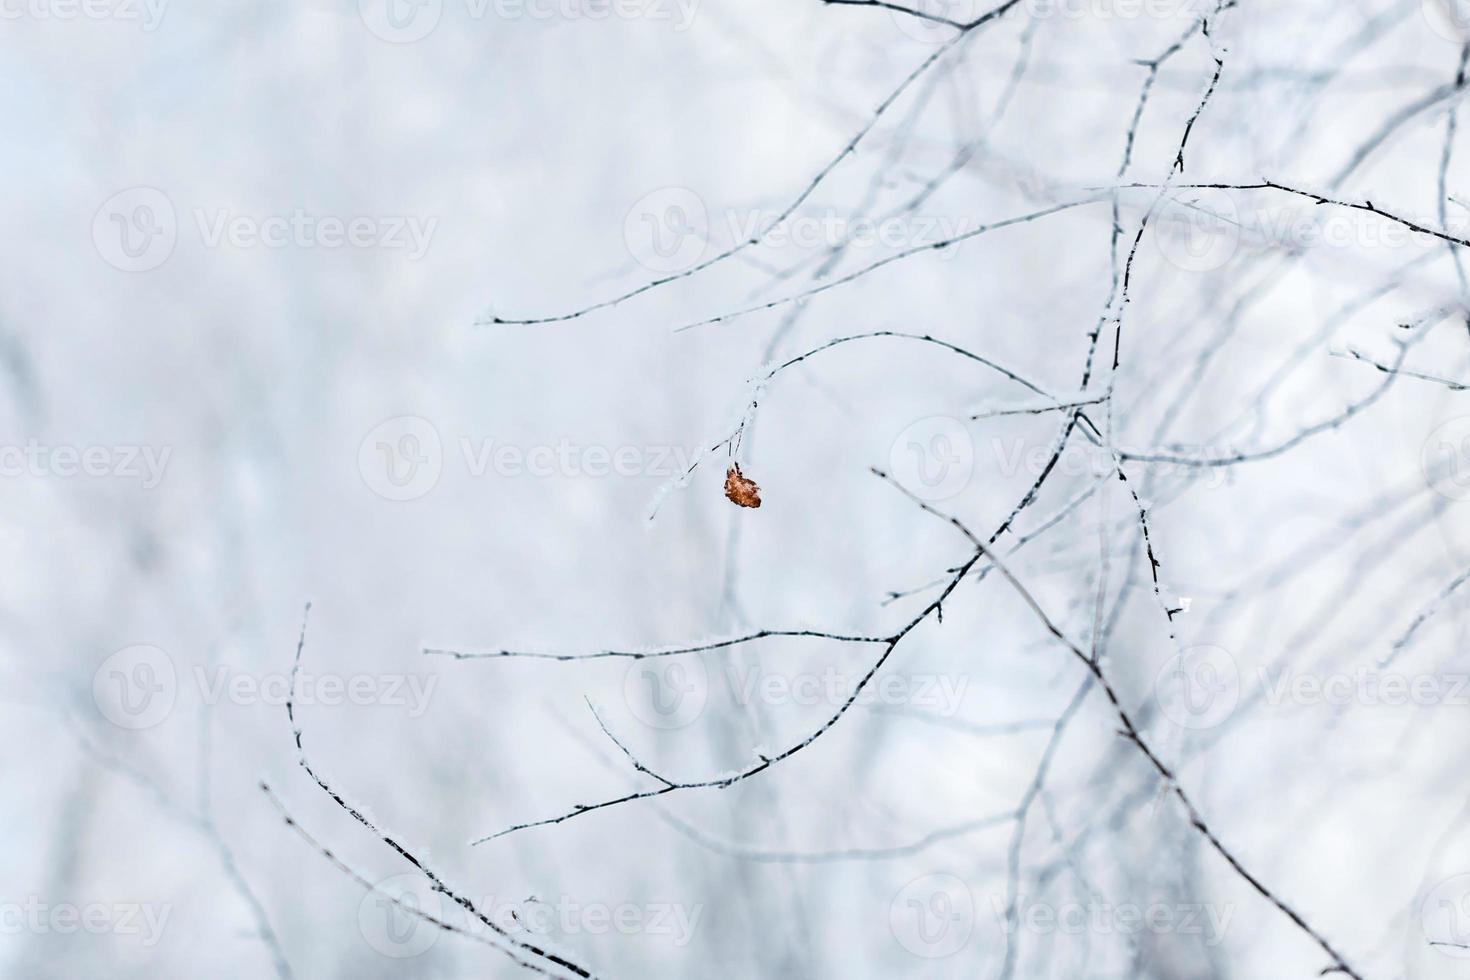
(724, 464, 762, 509)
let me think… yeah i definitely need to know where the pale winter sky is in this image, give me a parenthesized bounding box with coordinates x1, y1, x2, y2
(5, 1, 1470, 977)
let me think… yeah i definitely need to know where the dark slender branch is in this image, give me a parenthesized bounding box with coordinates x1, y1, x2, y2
(996, 679, 1093, 980)
(67, 724, 296, 980)
(647, 328, 1102, 521)
(258, 782, 561, 976)
(771, 330, 1062, 402)
(472, 433, 1076, 845)
(1110, 12, 1228, 374)
(425, 628, 887, 662)
(820, 0, 965, 28)
(1382, 563, 1470, 667)
(585, 697, 676, 788)
(1120, 309, 1447, 467)
(284, 604, 598, 980)
(880, 484, 1366, 980)
(661, 807, 1013, 864)
(1103, 179, 1470, 250)
(1329, 80, 1466, 190)
(971, 394, 1109, 419)
(670, 196, 1109, 334)
(484, 5, 1028, 327)
(1332, 347, 1468, 391)
(867, 705, 1058, 737)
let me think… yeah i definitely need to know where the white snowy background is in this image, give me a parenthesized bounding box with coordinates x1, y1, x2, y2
(3, 0, 1470, 977)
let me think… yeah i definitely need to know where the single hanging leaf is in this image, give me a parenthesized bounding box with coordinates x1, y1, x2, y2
(724, 464, 762, 509)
